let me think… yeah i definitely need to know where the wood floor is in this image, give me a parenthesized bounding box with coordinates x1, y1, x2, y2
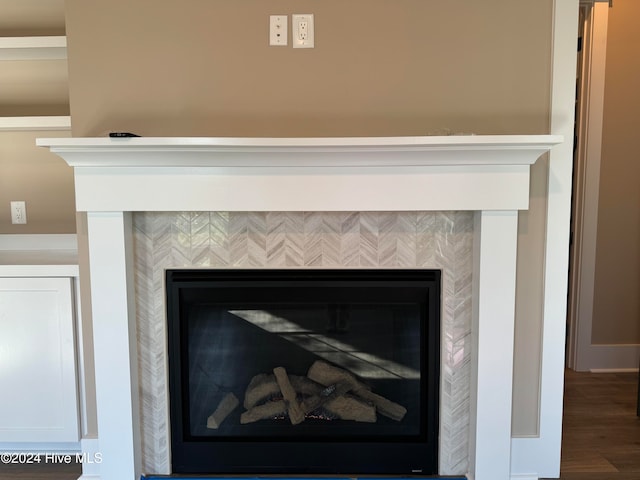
(550, 369, 640, 480)
(0, 369, 638, 480)
(0, 461, 80, 480)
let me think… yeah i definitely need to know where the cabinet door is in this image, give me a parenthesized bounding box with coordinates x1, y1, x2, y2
(0, 277, 79, 442)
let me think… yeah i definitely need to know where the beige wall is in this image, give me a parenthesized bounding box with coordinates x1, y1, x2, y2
(592, 0, 640, 345)
(63, 0, 555, 436)
(0, 130, 75, 234)
(0, 0, 65, 36)
(0, 0, 71, 234)
(65, 0, 552, 137)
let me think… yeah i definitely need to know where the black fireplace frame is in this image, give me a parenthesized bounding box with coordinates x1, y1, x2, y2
(166, 269, 441, 475)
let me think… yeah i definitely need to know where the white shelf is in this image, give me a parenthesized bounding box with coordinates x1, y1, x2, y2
(0, 36, 66, 60)
(0, 234, 78, 277)
(37, 135, 563, 167)
(0, 257, 79, 277)
(0, 116, 70, 131)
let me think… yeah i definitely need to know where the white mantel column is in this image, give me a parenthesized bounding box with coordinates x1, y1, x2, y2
(469, 210, 519, 480)
(85, 211, 141, 480)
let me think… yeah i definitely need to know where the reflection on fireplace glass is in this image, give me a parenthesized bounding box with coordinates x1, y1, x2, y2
(188, 302, 420, 438)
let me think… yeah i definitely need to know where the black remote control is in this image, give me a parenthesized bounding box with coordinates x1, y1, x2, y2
(109, 132, 140, 138)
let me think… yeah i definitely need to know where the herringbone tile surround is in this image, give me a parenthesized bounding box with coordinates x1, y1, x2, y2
(132, 211, 473, 475)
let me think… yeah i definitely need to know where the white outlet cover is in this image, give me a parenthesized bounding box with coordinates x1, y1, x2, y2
(269, 15, 288, 46)
(292, 14, 314, 49)
(10, 201, 27, 224)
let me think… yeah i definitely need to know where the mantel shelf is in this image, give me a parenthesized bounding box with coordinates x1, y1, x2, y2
(39, 134, 563, 213)
(37, 135, 562, 168)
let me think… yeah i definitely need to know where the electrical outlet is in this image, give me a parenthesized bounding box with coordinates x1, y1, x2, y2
(10, 201, 27, 224)
(292, 14, 314, 48)
(298, 21, 308, 40)
(269, 15, 288, 46)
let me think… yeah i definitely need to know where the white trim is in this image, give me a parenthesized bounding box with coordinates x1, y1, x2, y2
(86, 212, 141, 480)
(584, 345, 640, 370)
(469, 211, 519, 480)
(71, 166, 532, 213)
(0, 234, 79, 275)
(0, 36, 67, 61)
(37, 136, 559, 214)
(75, 278, 91, 438)
(79, 437, 102, 478)
(511, 0, 579, 478)
(567, 2, 612, 372)
(0, 116, 71, 131)
(38, 134, 561, 148)
(0, 264, 79, 277)
(37, 135, 561, 167)
(591, 368, 640, 373)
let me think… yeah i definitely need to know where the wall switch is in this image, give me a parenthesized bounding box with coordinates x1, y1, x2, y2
(292, 14, 314, 48)
(10, 201, 27, 224)
(269, 15, 288, 46)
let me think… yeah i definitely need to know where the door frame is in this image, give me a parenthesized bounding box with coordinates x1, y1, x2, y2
(567, 1, 639, 372)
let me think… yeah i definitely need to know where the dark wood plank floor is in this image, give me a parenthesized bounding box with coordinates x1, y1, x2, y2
(1, 369, 638, 480)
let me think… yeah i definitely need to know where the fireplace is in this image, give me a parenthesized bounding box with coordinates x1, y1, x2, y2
(38, 134, 562, 480)
(166, 269, 440, 474)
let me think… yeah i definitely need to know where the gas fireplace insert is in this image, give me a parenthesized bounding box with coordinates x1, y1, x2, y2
(166, 269, 441, 475)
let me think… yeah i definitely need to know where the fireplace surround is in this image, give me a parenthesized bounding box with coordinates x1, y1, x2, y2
(39, 135, 561, 480)
(133, 209, 472, 476)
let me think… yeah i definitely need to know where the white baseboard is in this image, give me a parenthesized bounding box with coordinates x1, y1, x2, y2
(578, 344, 640, 371)
(78, 438, 101, 478)
(590, 367, 639, 373)
(466, 472, 539, 480)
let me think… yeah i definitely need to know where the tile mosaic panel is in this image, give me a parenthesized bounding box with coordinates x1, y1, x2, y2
(133, 211, 473, 475)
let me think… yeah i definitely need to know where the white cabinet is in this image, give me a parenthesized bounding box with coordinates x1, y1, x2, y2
(0, 276, 79, 442)
(0, 237, 80, 447)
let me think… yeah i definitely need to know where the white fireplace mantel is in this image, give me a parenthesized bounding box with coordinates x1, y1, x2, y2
(38, 135, 561, 213)
(39, 135, 559, 164)
(39, 135, 562, 480)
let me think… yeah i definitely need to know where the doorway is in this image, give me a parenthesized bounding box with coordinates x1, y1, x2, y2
(566, 0, 608, 372)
